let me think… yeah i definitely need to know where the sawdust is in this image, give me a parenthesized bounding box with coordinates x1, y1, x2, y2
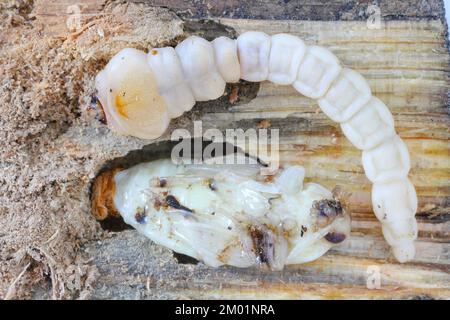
(0, 0, 184, 299)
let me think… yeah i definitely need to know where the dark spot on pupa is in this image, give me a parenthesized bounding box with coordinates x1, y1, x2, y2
(227, 226, 232, 230)
(208, 179, 217, 191)
(324, 232, 346, 244)
(165, 195, 194, 213)
(158, 177, 167, 187)
(248, 225, 274, 265)
(312, 199, 344, 228)
(135, 207, 147, 224)
(300, 225, 307, 237)
(318, 199, 343, 217)
(109, 88, 112, 92)
(154, 198, 162, 211)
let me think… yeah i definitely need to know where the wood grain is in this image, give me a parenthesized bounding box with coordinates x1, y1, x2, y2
(83, 17, 449, 299)
(137, 0, 445, 21)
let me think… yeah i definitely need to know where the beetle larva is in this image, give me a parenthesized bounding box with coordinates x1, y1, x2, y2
(95, 31, 418, 263)
(92, 159, 351, 269)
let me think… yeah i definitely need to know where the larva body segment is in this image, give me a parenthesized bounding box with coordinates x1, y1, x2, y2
(147, 47, 195, 118)
(372, 178, 417, 222)
(237, 31, 271, 82)
(175, 36, 226, 101)
(212, 36, 241, 83)
(318, 68, 372, 123)
(362, 135, 411, 183)
(268, 34, 306, 85)
(293, 46, 341, 99)
(341, 97, 396, 150)
(95, 31, 419, 263)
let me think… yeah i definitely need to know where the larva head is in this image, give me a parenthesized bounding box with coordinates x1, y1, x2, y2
(95, 48, 169, 140)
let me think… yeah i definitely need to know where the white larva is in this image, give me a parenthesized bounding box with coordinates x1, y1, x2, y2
(362, 135, 411, 183)
(236, 31, 271, 82)
(147, 47, 195, 118)
(341, 97, 395, 150)
(92, 159, 351, 270)
(175, 36, 226, 101)
(293, 45, 341, 99)
(318, 68, 372, 123)
(95, 31, 418, 263)
(212, 36, 241, 83)
(268, 33, 306, 85)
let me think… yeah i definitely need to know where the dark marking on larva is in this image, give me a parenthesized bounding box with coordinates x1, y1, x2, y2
(324, 232, 346, 244)
(165, 195, 194, 213)
(135, 207, 147, 224)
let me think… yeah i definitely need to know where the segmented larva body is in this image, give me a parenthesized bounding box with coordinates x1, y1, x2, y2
(95, 31, 418, 263)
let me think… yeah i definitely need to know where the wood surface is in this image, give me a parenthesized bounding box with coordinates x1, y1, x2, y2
(33, 0, 450, 299)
